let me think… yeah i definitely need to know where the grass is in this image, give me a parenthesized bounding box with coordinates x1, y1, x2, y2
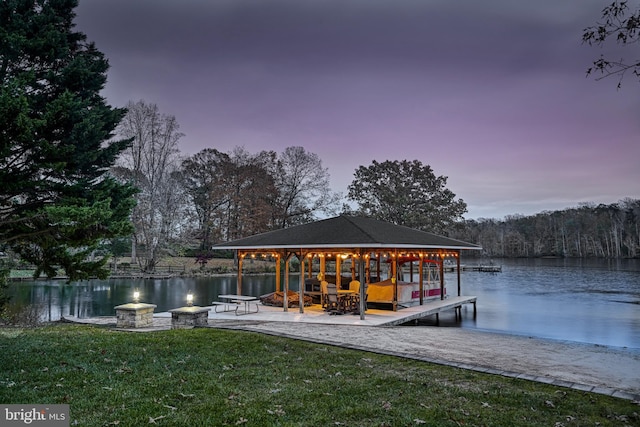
(0, 325, 637, 426)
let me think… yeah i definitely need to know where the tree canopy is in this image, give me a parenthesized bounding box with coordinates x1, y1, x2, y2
(583, 0, 640, 87)
(0, 0, 136, 280)
(347, 160, 467, 235)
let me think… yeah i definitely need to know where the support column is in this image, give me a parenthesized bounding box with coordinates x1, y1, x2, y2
(392, 250, 398, 311)
(275, 253, 281, 292)
(456, 251, 461, 296)
(419, 254, 424, 305)
(336, 256, 342, 290)
(359, 250, 367, 320)
(283, 253, 291, 312)
(299, 251, 305, 313)
(439, 253, 445, 300)
(237, 252, 244, 295)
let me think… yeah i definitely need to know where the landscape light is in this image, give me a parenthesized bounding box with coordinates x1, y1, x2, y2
(133, 290, 140, 303)
(187, 292, 194, 307)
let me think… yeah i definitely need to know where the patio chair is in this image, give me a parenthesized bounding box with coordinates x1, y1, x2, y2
(325, 282, 346, 315)
(349, 280, 360, 293)
(345, 280, 361, 313)
(320, 280, 329, 308)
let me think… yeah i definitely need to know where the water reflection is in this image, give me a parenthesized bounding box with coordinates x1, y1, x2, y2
(455, 258, 640, 348)
(7, 258, 640, 349)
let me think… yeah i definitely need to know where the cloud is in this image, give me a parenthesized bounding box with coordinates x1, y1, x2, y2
(74, 0, 640, 220)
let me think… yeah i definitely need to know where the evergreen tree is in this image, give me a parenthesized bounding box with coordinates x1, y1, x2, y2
(0, 0, 136, 280)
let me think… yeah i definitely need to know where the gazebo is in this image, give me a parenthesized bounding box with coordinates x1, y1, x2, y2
(212, 215, 481, 319)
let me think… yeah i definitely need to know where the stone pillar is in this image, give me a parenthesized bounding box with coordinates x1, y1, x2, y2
(168, 306, 211, 329)
(114, 303, 157, 328)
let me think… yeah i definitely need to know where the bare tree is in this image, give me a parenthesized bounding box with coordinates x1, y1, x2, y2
(113, 100, 185, 271)
(180, 148, 232, 250)
(275, 146, 340, 228)
(180, 147, 280, 245)
(583, 1, 640, 87)
(223, 147, 279, 240)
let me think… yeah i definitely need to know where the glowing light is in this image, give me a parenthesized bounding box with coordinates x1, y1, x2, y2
(133, 290, 140, 303)
(187, 292, 194, 306)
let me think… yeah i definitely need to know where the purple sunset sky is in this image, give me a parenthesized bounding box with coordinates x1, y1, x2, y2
(74, 0, 639, 220)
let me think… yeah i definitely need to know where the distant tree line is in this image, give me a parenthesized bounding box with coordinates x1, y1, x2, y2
(452, 199, 640, 259)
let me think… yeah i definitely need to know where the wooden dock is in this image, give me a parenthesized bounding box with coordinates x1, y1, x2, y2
(379, 296, 477, 326)
(443, 264, 502, 272)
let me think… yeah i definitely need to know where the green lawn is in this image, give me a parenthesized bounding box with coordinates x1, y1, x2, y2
(0, 324, 637, 426)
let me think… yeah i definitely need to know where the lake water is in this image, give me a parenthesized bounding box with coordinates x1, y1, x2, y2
(7, 258, 640, 349)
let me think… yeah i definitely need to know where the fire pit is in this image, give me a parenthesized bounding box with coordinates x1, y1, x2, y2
(260, 291, 313, 307)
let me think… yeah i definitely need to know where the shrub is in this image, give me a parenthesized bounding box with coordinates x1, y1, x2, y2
(0, 302, 44, 327)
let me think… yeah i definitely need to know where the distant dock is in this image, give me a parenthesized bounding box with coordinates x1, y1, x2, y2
(444, 264, 502, 273)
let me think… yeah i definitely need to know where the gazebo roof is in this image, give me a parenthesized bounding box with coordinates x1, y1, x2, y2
(212, 215, 481, 251)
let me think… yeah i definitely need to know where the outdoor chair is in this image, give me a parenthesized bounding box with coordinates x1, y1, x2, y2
(320, 280, 329, 308)
(345, 281, 368, 314)
(349, 280, 360, 293)
(325, 282, 346, 315)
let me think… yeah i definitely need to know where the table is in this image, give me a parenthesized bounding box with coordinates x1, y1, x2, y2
(214, 295, 260, 316)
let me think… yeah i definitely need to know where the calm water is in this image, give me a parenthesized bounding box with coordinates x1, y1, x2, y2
(8, 258, 640, 349)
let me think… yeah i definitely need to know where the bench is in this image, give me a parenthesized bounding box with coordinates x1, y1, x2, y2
(211, 301, 241, 313)
(213, 295, 260, 316)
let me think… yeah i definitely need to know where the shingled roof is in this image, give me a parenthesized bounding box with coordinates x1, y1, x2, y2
(212, 215, 481, 251)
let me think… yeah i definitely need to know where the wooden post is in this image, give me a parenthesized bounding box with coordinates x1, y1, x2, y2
(283, 253, 290, 312)
(237, 252, 243, 295)
(336, 255, 342, 290)
(392, 250, 398, 311)
(299, 251, 305, 314)
(419, 254, 424, 306)
(359, 250, 366, 320)
(275, 253, 281, 292)
(456, 251, 461, 296)
(439, 253, 445, 300)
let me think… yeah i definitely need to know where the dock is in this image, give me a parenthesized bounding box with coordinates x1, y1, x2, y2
(380, 296, 477, 326)
(443, 264, 502, 272)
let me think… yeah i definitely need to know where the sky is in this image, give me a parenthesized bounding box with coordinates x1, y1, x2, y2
(74, 0, 639, 220)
